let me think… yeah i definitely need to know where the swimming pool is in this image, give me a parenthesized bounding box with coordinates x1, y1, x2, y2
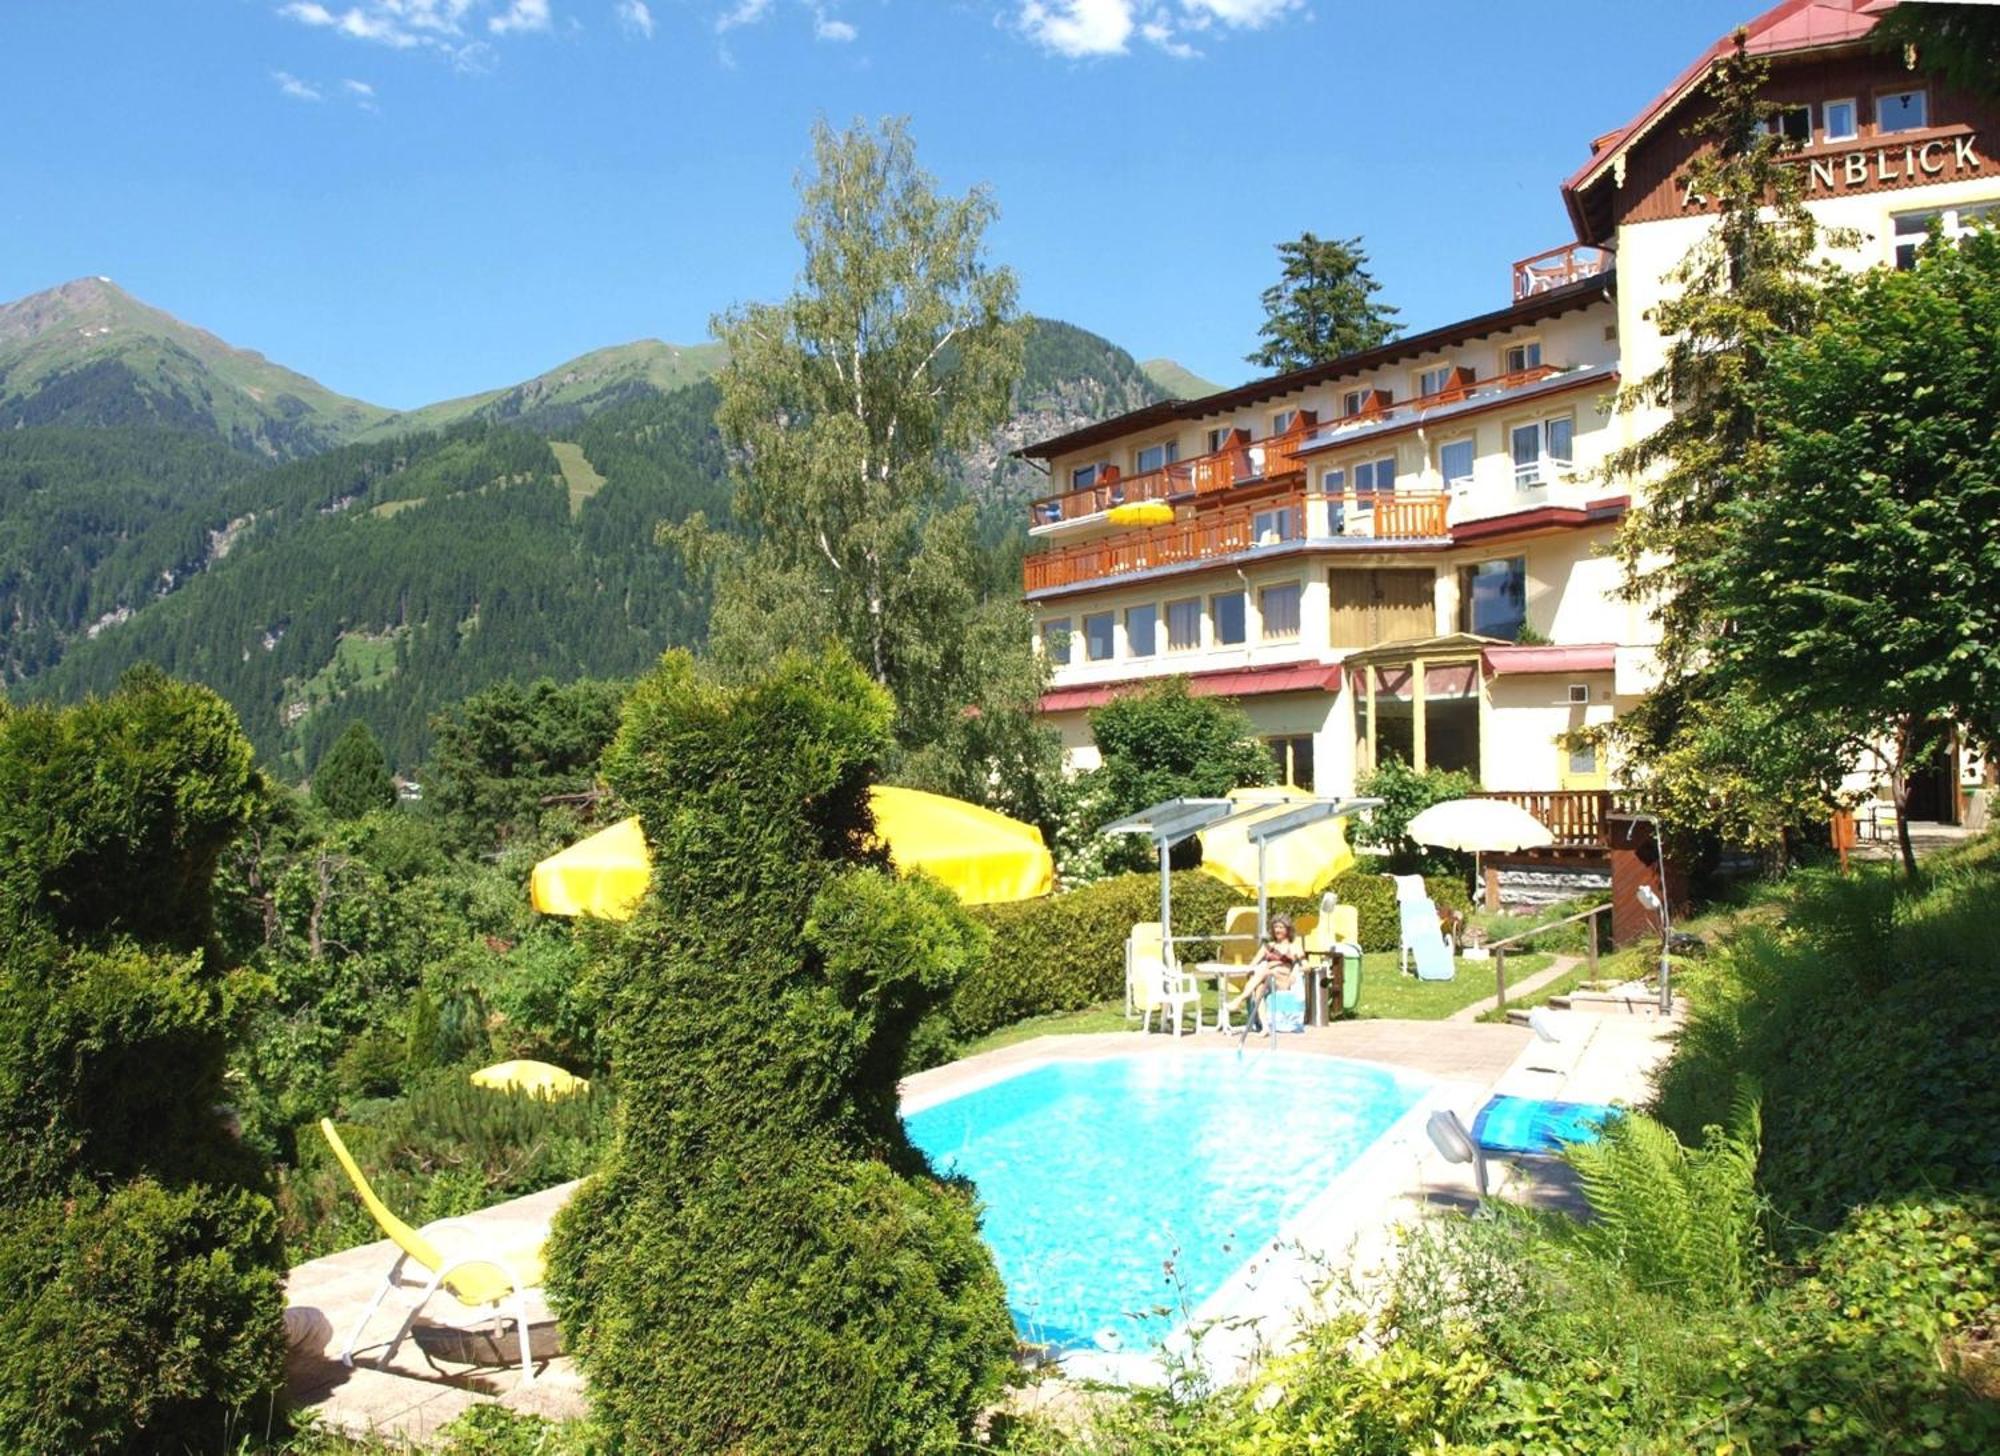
(903, 1052, 1429, 1354)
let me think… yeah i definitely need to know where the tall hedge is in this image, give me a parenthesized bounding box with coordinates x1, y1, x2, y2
(0, 670, 286, 1453)
(920, 868, 1468, 1059)
(545, 650, 1013, 1455)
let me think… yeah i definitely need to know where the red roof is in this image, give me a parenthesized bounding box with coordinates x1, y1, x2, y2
(1562, 0, 1892, 242)
(1481, 644, 1618, 677)
(1040, 662, 1341, 715)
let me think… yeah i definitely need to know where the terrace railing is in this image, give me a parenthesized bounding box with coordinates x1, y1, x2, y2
(1478, 790, 1649, 849)
(1023, 492, 1308, 593)
(1512, 243, 1612, 301)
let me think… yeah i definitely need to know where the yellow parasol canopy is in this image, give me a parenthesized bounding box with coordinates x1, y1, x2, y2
(1105, 501, 1175, 528)
(529, 814, 653, 919)
(529, 787, 1054, 921)
(469, 1059, 590, 1098)
(1196, 785, 1357, 898)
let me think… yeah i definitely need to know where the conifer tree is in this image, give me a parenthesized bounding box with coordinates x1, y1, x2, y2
(1246, 232, 1399, 373)
(314, 719, 394, 820)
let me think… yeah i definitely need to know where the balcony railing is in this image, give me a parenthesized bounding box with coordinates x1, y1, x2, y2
(1024, 493, 1309, 593)
(1028, 421, 1316, 528)
(1512, 243, 1612, 301)
(1359, 492, 1452, 539)
(1480, 790, 1648, 849)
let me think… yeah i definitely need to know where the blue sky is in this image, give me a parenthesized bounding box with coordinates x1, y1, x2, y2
(4, 1, 1753, 409)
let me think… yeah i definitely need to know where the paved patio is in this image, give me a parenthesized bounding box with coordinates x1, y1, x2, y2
(286, 1006, 1676, 1441)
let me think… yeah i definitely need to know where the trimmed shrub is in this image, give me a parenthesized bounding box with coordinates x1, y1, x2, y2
(0, 670, 285, 1453)
(545, 650, 1012, 1455)
(923, 868, 1468, 1056)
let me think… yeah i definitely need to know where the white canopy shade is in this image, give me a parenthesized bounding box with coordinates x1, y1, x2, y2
(1406, 797, 1555, 853)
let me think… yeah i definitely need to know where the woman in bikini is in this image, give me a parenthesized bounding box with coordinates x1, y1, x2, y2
(1227, 915, 1305, 1017)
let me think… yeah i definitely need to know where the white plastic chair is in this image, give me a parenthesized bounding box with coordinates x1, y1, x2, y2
(1132, 949, 1200, 1036)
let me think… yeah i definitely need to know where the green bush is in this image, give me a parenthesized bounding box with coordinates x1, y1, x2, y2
(546, 650, 1012, 1455)
(1354, 760, 1480, 874)
(920, 868, 1468, 1059)
(0, 670, 285, 1453)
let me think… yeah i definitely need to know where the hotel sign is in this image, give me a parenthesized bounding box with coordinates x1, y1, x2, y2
(1681, 131, 1984, 209)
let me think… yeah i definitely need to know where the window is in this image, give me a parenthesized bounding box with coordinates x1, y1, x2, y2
(1252, 505, 1301, 543)
(1267, 735, 1315, 791)
(1271, 409, 1297, 435)
(1212, 590, 1246, 646)
(1568, 737, 1599, 777)
(1070, 463, 1102, 490)
(1768, 104, 1811, 145)
(1320, 466, 1348, 533)
(1876, 87, 1928, 134)
(1125, 603, 1158, 658)
(1342, 389, 1366, 417)
(1511, 415, 1574, 485)
(1503, 340, 1542, 374)
(1894, 202, 2000, 269)
(1207, 426, 1235, 454)
(1135, 440, 1179, 474)
(1438, 438, 1475, 491)
(1459, 557, 1527, 640)
(1166, 597, 1201, 652)
(1259, 582, 1302, 640)
(1823, 97, 1857, 141)
(1083, 611, 1115, 661)
(1567, 683, 1591, 705)
(1417, 365, 1453, 397)
(1353, 455, 1397, 503)
(1041, 617, 1072, 666)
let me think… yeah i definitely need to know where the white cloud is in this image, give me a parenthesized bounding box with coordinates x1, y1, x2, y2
(489, 0, 552, 34)
(1140, 19, 1195, 57)
(615, 0, 654, 38)
(1183, 0, 1301, 24)
(273, 69, 324, 100)
(716, 0, 771, 31)
(342, 77, 375, 95)
(814, 13, 856, 42)
(1018, 0, 1133, 56)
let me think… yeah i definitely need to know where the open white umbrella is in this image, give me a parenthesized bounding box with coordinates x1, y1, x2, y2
(1406, 798, 1555, 853)
(1406, 797, 1554, 910)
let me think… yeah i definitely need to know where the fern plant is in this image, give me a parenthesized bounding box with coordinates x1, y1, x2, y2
(1566, 1084, 1764, 1308)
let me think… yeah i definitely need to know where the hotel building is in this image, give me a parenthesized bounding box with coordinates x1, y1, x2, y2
(1018, 0, 1997, 837)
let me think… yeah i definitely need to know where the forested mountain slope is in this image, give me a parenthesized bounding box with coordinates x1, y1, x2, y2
(24, 387, 729, 771)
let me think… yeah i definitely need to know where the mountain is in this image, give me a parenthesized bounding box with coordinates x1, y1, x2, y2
(365, 339, 729, 439)
(0, 278, 392, 457)
(1, 287, 1176, 771)
(1141, 357, 1223, 400)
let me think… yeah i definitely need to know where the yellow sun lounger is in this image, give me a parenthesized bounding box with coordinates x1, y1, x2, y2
(319, 1119, 548, 1383)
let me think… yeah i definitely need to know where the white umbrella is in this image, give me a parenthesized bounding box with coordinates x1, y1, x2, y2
(1406, 798, 1554, 910)
(1406, 797, 1555, 852)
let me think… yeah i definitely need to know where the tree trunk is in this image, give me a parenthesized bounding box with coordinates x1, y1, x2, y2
(1892, 716, 1919, 879)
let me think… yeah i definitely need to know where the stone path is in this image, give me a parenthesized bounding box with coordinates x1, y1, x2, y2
(1445, 953, 1582, 1022)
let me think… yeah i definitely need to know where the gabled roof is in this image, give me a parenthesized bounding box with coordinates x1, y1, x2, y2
(1017, 272, 1613, 463)
(1562, 0, 1892, 243)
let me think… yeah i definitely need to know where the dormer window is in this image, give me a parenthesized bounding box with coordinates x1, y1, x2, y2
(1342, 390, 1366, 417)
(1877, 87, 1928, 134)
(1504, 340, 1542, 374)
(1417, 365, 1454, 397)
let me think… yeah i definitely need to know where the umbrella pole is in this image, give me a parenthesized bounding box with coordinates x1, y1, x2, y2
(1159, 839, 1174, 967)
(1257, 840, 1269, 942)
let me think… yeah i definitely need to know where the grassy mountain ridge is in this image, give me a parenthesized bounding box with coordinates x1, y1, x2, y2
(0, 278, 392, 457)
(1140, 356, 1223, 400)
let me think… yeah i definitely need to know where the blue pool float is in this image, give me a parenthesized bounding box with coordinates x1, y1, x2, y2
(1473, 1096, 1622, 1155)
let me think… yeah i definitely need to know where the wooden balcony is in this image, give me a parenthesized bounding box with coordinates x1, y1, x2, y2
(1360, 493, 1451, 539)
(1512, 243, 1612, 301)
(1023, 493, 1308, 593)
(1481, 790, 1648, 849)
(1028, 419, 1317, 528)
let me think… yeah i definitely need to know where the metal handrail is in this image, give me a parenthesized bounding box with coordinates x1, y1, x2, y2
(1483, 900, 1611, 1012)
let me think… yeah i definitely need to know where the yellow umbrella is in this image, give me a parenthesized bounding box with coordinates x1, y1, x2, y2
(1196, 785, 1357, 898)
(1106, 501, 1174, 528)
(469, 1058, 590, 1098)
(529, 815, 652, 919)
(866, 785, 1055, 905)
(528, 788, 1053, 920)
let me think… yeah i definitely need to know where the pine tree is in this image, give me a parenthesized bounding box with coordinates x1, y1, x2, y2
(313, 720, 394, 820)
(1246, 232, 1399, 373)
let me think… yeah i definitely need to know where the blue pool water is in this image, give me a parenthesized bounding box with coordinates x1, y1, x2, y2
(903, 1054, 1429, 1353)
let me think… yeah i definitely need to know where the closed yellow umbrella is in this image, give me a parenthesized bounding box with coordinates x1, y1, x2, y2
(1106, 501, 1174, 528)
(529, 789, 1053, 920)
(1196, 785, 1357, 898)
